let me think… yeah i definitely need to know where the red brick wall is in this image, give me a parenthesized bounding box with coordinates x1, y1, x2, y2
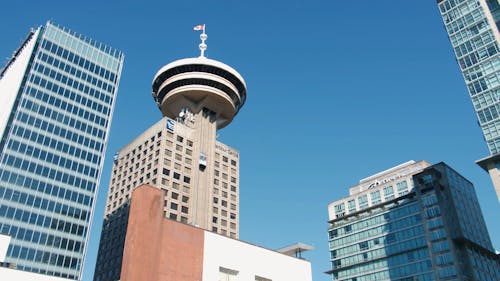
(120, 185, 204, 281)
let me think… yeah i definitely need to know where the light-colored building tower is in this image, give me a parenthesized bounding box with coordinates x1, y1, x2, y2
(436, 0, 500, 201)
(327, 160, 500, 281)
(0, 22, 123, 279)
(94, 28, 246, 281)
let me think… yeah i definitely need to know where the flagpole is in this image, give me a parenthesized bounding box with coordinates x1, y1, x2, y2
(199, 24, 207, 58)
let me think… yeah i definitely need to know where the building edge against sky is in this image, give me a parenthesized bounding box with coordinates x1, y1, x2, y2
(0, 21, 123, 279)
(327, 160, 500, 281)
(436, 0, 500, 201)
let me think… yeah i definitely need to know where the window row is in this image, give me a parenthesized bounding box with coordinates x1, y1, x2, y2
(0, 168, 93, 205)
(42, 39, 118, 85)
(333, 248, 430, 280)
(8, 138, 97, 178)
(329, 214, 422, 249)
(0, 204, 85, 237)
(2, 153, 97, 192)
(331, 225, 424, 259)
(7, 242, 80, 273)
(29, 74, 110, 128)
(11, 123, 100, 169)
(329, 202, 420, 238)
(25, 84, 107, 138)
(332, 237, 428, 270)
(0, 185, 89, 222)
(0, 222, 83, 253)
(33, 61, 112, 118)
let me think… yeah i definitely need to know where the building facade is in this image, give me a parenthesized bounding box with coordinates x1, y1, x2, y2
(0, 22, 123, 279)
(120, 184, 312, 281)
(94, 37, 246, 281)
(436, 0, 500, 200)
(94, 117, 240, 281)
(327, 161, 500, 281)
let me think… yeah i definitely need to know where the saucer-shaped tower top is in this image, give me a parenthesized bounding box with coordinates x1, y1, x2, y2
(152, 56, 247, 129)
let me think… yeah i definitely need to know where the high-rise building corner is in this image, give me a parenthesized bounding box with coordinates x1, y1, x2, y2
(326, 160, 500, 281)
(0, 21, 124, 279)
(436, 0, 500, 201)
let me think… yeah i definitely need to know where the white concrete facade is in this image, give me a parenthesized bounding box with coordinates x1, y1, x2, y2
(328, 160, 431, 220)
(202, 231, 312, 281)
(0, 29, 39, 140)
(0, 234, 11, 262)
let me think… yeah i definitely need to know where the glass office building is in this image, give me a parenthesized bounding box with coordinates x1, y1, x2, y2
(436, 0, 500, 200)
(327, 161, 500, 281)
(0, 22, 123, 279)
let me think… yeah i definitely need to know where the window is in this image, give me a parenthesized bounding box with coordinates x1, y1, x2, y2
(347, 199, 356, 213)
(174, 162, 181, 170)
(383, 186, 394, 200)
(358, 194, 368, 209)
(370, 190, 381, 205)
(397, 181, 408, 195)
(219, 267, 238, 281)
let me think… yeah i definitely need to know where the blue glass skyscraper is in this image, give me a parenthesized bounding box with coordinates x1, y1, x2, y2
(437, 0, 500, 201)
(0, 22, 123, 279)
(327, 161, 500, 281)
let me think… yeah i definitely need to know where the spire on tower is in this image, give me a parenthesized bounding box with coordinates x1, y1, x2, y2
(193, 24, 207, 57)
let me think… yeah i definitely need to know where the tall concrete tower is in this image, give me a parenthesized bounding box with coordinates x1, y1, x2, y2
(151, 32, 246, 227)
(94, 27, 247, 281)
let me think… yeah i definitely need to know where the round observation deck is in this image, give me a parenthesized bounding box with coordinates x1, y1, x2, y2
(152, 57, 247, 129)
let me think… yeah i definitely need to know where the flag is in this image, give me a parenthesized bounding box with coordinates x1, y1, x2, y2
(193, 24, 205, 31)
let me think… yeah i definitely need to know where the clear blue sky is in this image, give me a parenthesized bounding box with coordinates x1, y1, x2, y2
(1, 1, 499, 281)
